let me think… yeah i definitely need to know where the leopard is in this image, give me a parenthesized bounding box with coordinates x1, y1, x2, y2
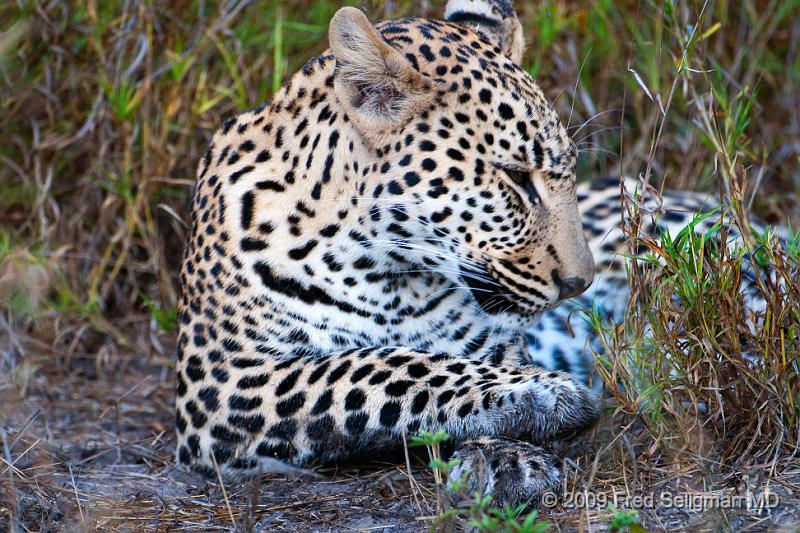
(174, 0, 776, 505)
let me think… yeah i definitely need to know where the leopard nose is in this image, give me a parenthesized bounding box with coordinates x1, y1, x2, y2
(556, 276, 588, 300)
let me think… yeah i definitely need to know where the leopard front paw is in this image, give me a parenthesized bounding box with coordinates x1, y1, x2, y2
(519, 371, 599, 442)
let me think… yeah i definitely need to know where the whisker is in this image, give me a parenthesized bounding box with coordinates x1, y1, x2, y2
(364, 240, 489, 269)
(568, 108, 620, 135)
(574, 125, 623, 144)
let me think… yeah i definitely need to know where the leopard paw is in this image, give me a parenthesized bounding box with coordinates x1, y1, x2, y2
(448, 436, 560, 506)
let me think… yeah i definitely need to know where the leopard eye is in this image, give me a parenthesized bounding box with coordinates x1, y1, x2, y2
(502, 167, 529, 186)
(501, 166, 540, 204)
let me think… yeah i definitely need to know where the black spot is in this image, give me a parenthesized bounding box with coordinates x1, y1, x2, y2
(345, 412, 368, 435)
(190, 410, 207, 429)
(211, 368, 229, 384)
(379, 402, 402, 427)
(385, 380, 413, 397)
(498, 103, 514, 120)
(327, 360, 352, 384)
(386, 355, 412, 367)
(176, 412, 187, 433)
(447, 362, 466, 374)
(322, 252, 344, 272)
(228, 414, 265, 433)
(211, 424, 243, 443)
(308, 361, 330, 384)
(419, 140, 436, 152)
(411, 390, 429, 414)
(344, 389, 366, 410)
(307, 415, 335, 441)
(276, 391, 306, 417)
(266, 419, 297, 441)
(663, 210, 687, 223)
(421, 158, 437, 171)
(294, 118, 309, 136)
(532, 140, 544, 167)
(311, 389, 333, 415)
(351, 363, 374, 383)
(448, 167, 465, 181)
(319, 224, 340, 238)
(446, 148, 464, 161)
(353, 256, 376, 269)
(198, 387, 220, 411)
(428, 375, 448, 387)
(387, 181, 404, 195)
(276, 368, 303, 396)
(403, 171, 420, 187)
(222, 338, 243, 352)
(288, 240, 318, 260)
(437, 390, 455, 407)
(229, 394, 262, 411)
(457, 401, 474, 418)
(419, 44, 435, 61)
(321, 153, 335, 184)
(369, 370, 392, 385)
(431, 207, 453, 223)
(408, 363, 429, 378)
(179, 445, 191, 464)
(255, 180, 285, 193)
(231, 357, 265, 368)
(229, 165, 255, 184)
(454, 376, 470, 387)
(477, 390, 493, 408)
(240, 191, 255, 229)
(241, 238, 268, 251)
(185, 362, 205, 382)
(237, 373, 269, 389)
(211, 444, 232, 464)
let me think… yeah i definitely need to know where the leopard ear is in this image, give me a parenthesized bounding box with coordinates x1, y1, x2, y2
(329, 7, 434, 147)
(444, 0, 525, 64)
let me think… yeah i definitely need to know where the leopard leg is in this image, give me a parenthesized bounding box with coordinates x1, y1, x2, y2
(176, 347, 598, 476)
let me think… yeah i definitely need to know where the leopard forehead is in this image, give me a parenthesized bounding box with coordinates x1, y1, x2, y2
(373, 17, 576, 176)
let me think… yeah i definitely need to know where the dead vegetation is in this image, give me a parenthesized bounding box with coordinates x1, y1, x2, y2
(1, 0, 799, 531)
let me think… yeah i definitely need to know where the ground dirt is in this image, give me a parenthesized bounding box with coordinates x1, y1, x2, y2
(3, 349, 800, 532)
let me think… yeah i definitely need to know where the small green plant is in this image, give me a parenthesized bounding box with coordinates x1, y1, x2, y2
(138, 291, 178, 333)
(607, 505, 646, 533)
(468, 503, 551, 533)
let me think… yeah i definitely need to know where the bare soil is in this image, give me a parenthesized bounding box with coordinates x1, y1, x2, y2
(4, 348, 800, 532)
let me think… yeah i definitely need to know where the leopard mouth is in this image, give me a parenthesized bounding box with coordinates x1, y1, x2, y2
(461, 264, 527, 315)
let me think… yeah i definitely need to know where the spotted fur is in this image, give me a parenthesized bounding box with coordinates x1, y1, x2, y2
(174, 1, 759, 504)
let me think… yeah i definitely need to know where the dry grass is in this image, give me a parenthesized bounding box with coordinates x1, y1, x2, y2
(1, 0, 799, 531)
